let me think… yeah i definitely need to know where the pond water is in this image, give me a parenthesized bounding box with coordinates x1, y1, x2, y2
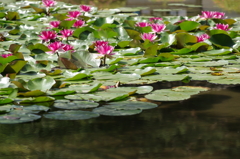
(0, 83, 240, 159)
(1, 0, 240, 159)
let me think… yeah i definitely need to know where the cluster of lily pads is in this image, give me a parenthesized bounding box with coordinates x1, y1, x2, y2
(0, 0, 239, 124)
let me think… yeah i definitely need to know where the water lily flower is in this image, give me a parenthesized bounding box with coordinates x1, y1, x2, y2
(42, 0, 57, 7)
(149, 17, 163, 22)
(135, 22, 150, 27)
(59, 29, 74, 39)
(1, 53, 13, 58)
(39, 30, 57, 42)
(66, 11, 81, 20)
(49, 21, 60, 28)
(214, 23, 230, 31)
(200, 11, 225, 19)
(47, 41, 64, 54)
(80, 5, 91, 12)
(197, 33, 210, 42)
(140, 33, 157, 42)
(150, 23, 166, 33)
(62, 44, 75, 52)
(94, 40, 109, 47)
(95, 45, 115, 55)
(73, 20, 85, 28)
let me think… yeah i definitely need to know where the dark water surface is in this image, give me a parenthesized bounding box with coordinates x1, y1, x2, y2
(0, 84, 240, 159)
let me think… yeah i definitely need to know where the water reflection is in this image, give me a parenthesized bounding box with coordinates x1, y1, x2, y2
(0, 86, 240, 158)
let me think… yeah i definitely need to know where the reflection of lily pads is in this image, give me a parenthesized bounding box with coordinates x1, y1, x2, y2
(43, 110, 99, 120)
(0, 113, 41, 124)
(53, 101, 99, 109)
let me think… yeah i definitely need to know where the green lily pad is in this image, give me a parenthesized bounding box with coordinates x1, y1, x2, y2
(0, 113, 41, 124)
(53, 101, 99, 109)
(93, 107, 142, 116)
(145, 89, 194, 101)
(43, 110, 100, 120)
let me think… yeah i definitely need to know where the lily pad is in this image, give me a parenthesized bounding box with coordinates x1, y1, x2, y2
(53, 101, 99, 109)
(0, 113, 41, 124)
(93, 107, 142, 116)
(43, 110, 100, 120)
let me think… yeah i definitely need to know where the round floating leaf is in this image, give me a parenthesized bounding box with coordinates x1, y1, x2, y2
(43, 110, 99, 120)
(179, 21, 200, 31)
(0, 98, 13, 105)
(209, 34, 235, 48)
(26, 76, 56, 92)
(93, 107, 142, 116)
(11, 105, 49, 114)
(145, 89, 193, 101)
(0, 113, 41, 124)
(19, 96, 55, 104)
(136, 86, 153, 94)
(53, 101, 99, 109)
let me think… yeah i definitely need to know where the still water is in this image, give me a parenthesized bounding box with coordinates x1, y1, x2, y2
(0, 83, 240, 159)
(1, 0, 240, 159)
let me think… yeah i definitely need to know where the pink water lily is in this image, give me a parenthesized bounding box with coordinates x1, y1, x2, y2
(42, 0, 57, 7)
(39, 30, 57, 42)
(140, 33, 157, 42)
(59, 29, 74, 38)
(149, 17, 163, 22)
(47, 41, 64, 54)
(151, 23, 166, 33)
(1, 53, 13, 58)
(96, 45, 115, 55)
(49, 21, 60, 28)
(62, 44, 75, 52)
(135, 22, 150, 27)
(197, 33, 210, 42)
(73, 20, 85, 28)
(214, 23, 230, 31)
(94, 40, 109, 47)
(66, 11, 81, 20)
(80, 5, 91, 12)
(200, 11, 225, 19)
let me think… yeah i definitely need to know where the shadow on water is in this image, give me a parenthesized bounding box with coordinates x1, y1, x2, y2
(0, 82, 240, 159)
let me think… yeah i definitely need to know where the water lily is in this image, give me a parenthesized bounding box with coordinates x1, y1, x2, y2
(95, 45, 115, 55)
(151, 23, 166, 33)
(200, 11, 225, 19)
(47, 41, 64, 54)
(42, 0, 57, 7)
(197, 33, 210, 42)
(214, 23, 230, 31)
(62, 44, 75, 52)
(66, 11, 81, 20)
(135, 22, 150, 27)
(140, 33, 157, 42)
(59, 29, 74, 39)
(73, 20, 85, 28)
(80, 5, 91, 12)
(149, 17, 163, 22)
(49, 21, 60, 28)
(39, 30, 57, 42)
(1, 53, 13, 58)
(94, 40, 109, 47)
